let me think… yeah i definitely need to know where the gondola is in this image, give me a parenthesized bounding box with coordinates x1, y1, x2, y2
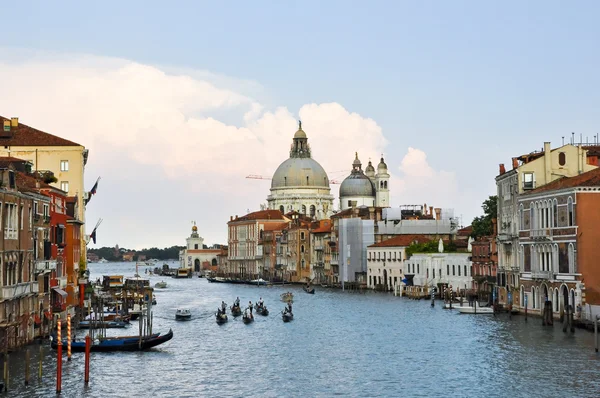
(50, 329, 173, 352)
(254, 304, 269, 316)
(280, 292, 294, 303)
(303, 286, 315, 294)
(282, 311, 294, 322)
(242, 310, 254, 324)
(230, 305, 242, 317)
(216, 311, 228, 324)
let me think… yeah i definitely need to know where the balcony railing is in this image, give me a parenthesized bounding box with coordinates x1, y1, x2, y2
(531, 270, 553, 280)
(530, 229, 553, 240)
(36, 260, 57, 273)
(0, 282, 36, 300)
(314, 246, 323, 251)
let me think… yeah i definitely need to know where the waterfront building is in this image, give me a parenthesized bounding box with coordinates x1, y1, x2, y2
(517, 167, 600, 320)
(339, 153, 390, 210)
(179, 223, 223, 273)
(285, 212, 313, 283)
(267, 123, 334, 219)
(227, 210, 289, 279)
(0, 117, 90, 299)
(470, 223, 498, 297)
(496, 142, 598, 307)
(367, 235, 431, 291)
(375, 205, 459, 244)
(256, 221, 288, 281)
(310, 219, 333, 284)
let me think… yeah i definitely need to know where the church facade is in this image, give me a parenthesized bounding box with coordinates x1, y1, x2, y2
(179, 224, 222, 272)
(339, 153, 390, 210)
(267, 123, 334, 220)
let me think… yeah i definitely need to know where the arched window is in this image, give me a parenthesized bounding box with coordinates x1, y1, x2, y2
(553, 199, 558, 228)
(452, 265, 455, 276)
(301, 259, 305, 268)
(567, 197, 574, 226)
(310, 205, 316, 218)
(211, 258, 217, 266)
(383, 181, 387, 189)
(306, 176, 309, 185)
(301, 245, 305, 253)
(568, 243, 575, 273)
(301, 205, 306, 214)
(559, 152, 566, 166)
(530, 204, 535, 230)
(279, 205, 285, 214)
(284, 177, 287, 186)
(519, 204, 524, 230)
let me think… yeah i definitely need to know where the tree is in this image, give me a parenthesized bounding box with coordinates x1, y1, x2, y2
(471, 195, 497, 239)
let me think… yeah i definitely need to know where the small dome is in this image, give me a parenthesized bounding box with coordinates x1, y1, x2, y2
(365, 160, 375, 173)
(192, 225, 198, 232)
(352, 152, 361, 168)
(378, 157, 387, 170)
(340, 173, 376, 197)
(294, 128, 307, 139)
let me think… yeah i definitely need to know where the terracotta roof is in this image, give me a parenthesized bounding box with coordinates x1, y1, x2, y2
(0, 116, 81, 147)
(526, 167, 600, 194)
(369, 234, 433, 248)
(457, 225, 473, 236)
(311, 219, 332, 233)
(15, 171, 59, 194)
(262, 222, 289, 232)
(230, 209, 286, 222)
(0, 156, 31, 168)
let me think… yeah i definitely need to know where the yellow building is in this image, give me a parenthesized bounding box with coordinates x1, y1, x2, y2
(0, 116, 89, 280)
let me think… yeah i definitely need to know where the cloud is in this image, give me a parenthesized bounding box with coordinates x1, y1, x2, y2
(0, 53, 459, 248)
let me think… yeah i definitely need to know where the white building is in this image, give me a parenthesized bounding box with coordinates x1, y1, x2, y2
(408, 251, 473, 292)
(179, 224, 222, 272)
(338, 217, 374, 284)
(267, 122, 334, 219)
(339, 153, 390, 210)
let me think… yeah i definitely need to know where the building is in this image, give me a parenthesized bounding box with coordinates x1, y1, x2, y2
(407, 250, 473, 293)
(375, 205, 459, 243)
(285, 212, 313, 283)
(179, 223, 222, 273)
(267, 122, 334, 219)
(517, 167, 600, 320)
(227, 210, 290, 279)
(496, 142, 598, 307)
(470, 220, 498, 299)
(310, 219, 333, 284)
(257, 221, 288, 281)
(367, 235, 431, 291)
(0, 117, 90, 279)
(339, 153, 390, 210)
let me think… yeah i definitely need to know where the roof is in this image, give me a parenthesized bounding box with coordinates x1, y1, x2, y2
(15, 171, 61, 194)
(526, 167, 600, 194)
(230, 209, 287, 222)
(0, 156, 31, 169)
(262, 222, 289, 232)
(0, 116, 81, 147)
(369, 234, 433, 248)
(311, 220, 332, 233)
(457, 225, 473, 237)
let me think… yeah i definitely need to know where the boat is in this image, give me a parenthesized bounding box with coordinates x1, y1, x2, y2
(254, 304, 269, 316)
(154, 281, 168, 289)
(303, 286, 315, 294)
(280, 292, 294, 303)
(282, 310, 294, 322)
(230, 305, 242, 317)
(242, 309, 254, 324)
(175, 308, 192, 321)
(250, 278, 268, 286)
(173, 268, 192, 279)
(216, 311, 228, 324)
(207, 277, 227, 283)
(457, 305, 494, 314)
(98, 258, 109, 264)
(78, 320, 128, 329)
(51, 329, 173, 352)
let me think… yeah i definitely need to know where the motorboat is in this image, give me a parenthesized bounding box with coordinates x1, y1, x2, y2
(457, 305, 494, 314)
(154, 281, 167, 289)
(175, 308, 192, 321)
(250, 278, 268, 286)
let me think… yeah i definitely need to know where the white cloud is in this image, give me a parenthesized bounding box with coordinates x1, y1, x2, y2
(0, 54, 461, 248)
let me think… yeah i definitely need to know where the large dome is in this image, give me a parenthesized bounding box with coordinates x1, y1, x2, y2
(340, 173, 375, 197)
(271, 157, 330, 189)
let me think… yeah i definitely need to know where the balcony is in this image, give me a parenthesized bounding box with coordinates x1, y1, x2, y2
(0, 282, 36, 300)
(36, 260, 57, 273)
(313, 262, 325, 269)
(530, 229, 553, 240)
(314, 246, 324, 251)
(531, 270, 553, 280)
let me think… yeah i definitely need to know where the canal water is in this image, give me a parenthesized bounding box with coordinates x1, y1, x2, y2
(5, 262, 600, 397)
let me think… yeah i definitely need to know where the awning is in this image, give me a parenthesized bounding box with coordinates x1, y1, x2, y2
(52, 287, 68, 297)
(58, 224, 65, 228)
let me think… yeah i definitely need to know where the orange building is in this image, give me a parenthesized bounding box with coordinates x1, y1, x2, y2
(518, 167, 600, 320)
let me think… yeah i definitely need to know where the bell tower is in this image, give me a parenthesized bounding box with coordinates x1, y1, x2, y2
(375, 155, 390, 207)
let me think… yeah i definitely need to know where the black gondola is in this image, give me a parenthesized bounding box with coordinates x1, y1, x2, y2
(216, 311, 228, 324)
(303, 286, 315, 294)
(254, 304, 269, 316)
(282, 310, 294, 322)
(230, 305, 242, 317)
(50, 329, 173, 352)
(242, 310, 254, 324)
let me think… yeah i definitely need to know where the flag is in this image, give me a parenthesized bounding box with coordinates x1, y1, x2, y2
(85, 177, 100, 206)
(90, 229, 97, 244)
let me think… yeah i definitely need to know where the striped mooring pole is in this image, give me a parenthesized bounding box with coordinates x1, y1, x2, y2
(67, 314, 72, 361)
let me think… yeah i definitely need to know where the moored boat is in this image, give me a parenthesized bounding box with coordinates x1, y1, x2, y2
(250, 278, 268, 286)
(51, 329, 173, 352)
(457, 305, 494, 314)
(78, 320, 128, 329)
(175, 308, 192, 321)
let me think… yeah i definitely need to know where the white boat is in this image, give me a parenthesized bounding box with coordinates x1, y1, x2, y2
(456, 305, 494, 314)
(98, 258, 108, 264)
(175, 308, 191, 321)
(250, 278, 268, 286)
(155, 281, 167, 289)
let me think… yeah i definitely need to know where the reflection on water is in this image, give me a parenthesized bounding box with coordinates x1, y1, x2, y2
(5, 262, 600, 397)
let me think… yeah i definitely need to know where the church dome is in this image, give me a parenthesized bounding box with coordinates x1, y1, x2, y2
(340, 173, 376, 197)
(271, 157, 329, 188)
(294, 128, 307, 139)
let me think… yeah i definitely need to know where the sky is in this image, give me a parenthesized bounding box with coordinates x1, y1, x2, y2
(0, 1, 599, 249)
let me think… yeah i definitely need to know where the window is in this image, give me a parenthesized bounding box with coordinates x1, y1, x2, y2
(28, 206, 32, 230)
(60, 160, 69, 171)
(433, 269, 435, 278)
(61, 181, 69, 193)
(194, 244, 198, 249)
(279, 205, 284, 214)
(458, 266, 461, 276)
(464, 265, 467, 276)
(43, 204, 49, 217)
(300, 232, 305, 240)
(301, 259, 305, 268)
(519, 204, 524, 230)
(20, 205, 23, 230)
(417, 264, 419, 274)
(310, 205, 316, 218)
(558, 152, 566, 166)
(567, 197, 574, 226)
(300, 245, 305, 253)
(523, 172, 534, 190)
(447, 264, 449, 275)
(553, 200, 558, 227)
(452, 265, 455, 276)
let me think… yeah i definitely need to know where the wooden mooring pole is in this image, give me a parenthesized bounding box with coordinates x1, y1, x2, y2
(67, 314, 72, 361)
(84, 335, 91, 385)
(25, 349, 30, 385)
(38, 344, 43, 380)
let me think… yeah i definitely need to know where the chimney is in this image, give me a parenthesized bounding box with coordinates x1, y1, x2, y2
(429, 206, 434, 217)
(424, 203, 427, 215)
(434, 208, 441, 221)
(369, 207, 375, 220)
(499, 164, 506, 175)
(230, 216, 233, 221)
(512, 158, 518, 170)
(544, 142, 551, 183)
(10, 117, 18, 127)
(353, 207, 359, 217)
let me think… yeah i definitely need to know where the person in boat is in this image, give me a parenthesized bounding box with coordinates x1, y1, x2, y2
(221, 301, 226, 312)
(248, 301, 253, 316)
(234, 297, 240, 307)
(287, 302, 292, 313)
(258, 297, 264, 308)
